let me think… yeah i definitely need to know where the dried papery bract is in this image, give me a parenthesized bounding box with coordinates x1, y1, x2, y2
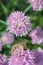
(11, 42, 27, 55)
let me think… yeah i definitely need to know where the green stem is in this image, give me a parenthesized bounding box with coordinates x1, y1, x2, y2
(0, 20, 8, 25)
(0, 2, 8, 19)
(24, 5, 32, 13)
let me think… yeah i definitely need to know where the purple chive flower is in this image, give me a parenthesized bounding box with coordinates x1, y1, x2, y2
(32, 50, 43, 65)
(3, 60, 8, 65)
(0, 54, 8, 65)
(1, 33, 14, 45)
(0, 40, 3, 51)
(9, 49, 35, 65)
(28, 0, 43, 11)
(29, 27, 43, 44)
(7, 11, 31, 36)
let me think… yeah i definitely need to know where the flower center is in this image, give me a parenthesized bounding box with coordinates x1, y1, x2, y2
(17, 21, 25, 28)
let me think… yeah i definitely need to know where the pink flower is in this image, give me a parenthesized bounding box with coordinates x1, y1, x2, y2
(1, 33, 14, 45)
(29, 27, 43, 44)
(32, 50, 43, 65)
(9, 49, 35, 65)
(0, 54, 8, 65)
(7, 11, 31, 36)
(28, 0, 43, 11)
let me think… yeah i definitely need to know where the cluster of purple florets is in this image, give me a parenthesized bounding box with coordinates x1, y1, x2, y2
(28, 0, 43, 11)
(1, 48, 43, 65)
